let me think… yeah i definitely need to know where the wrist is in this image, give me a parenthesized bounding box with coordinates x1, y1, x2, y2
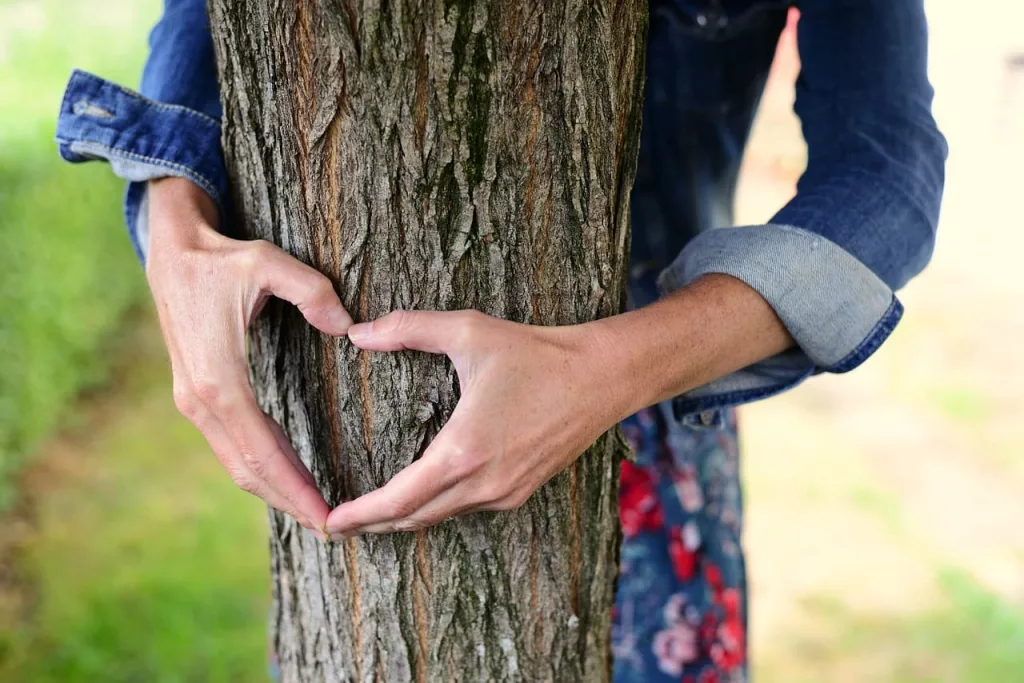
(147, 177, 221, 250)
(560, 320, 650, 431)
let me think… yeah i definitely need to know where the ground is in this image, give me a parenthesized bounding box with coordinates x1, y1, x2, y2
(0, 1, 1022, 681)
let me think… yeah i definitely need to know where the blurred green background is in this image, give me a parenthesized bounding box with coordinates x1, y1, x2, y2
(0, 1, 269, 681)
(0, 0, 1021, 681)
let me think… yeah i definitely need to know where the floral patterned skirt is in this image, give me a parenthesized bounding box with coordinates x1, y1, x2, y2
(613, 403, 746, 683)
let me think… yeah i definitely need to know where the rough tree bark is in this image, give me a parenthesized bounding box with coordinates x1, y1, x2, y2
(208, 1, 647, 680)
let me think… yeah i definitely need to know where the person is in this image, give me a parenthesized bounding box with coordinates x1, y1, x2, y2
(55, 0, 946, 680)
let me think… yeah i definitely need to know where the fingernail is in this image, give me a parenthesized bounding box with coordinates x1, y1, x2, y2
(347, 322, 371, 340)
(329, 532, 348, 543)
(329, 307, 353, 330)
(313, 529, 329, 542)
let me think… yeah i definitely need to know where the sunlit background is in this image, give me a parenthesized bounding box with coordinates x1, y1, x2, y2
(1, 1, 1021, 681)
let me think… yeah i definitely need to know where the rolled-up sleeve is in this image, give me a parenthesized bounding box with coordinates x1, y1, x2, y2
(661, 0, 948, 417)
(55, 0, 225, 263)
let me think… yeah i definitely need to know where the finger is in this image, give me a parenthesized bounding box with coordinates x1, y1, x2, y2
(324, 446, 461, 535)
(340, 483, 481, 536)
(265, 413, 318, 489)
(188, 407, 315, 528)
(174, 361, 329, 535)
(249, 241, 353, 336)
(347, 309, 466, 354)
(342, 465, 531, 536)
(215, 388, 331, 530)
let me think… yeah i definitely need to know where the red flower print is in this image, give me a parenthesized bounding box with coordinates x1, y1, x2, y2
(698, 586, 746, 672)
(620, 460, 664, 537)
(721, 588, 741, 615)
(668, 526, 699, 580)
(713, 588, 746, 671)
(702, 561, 724, 594)
(699, 613, 717, 650)
(697, 668, 719, 683)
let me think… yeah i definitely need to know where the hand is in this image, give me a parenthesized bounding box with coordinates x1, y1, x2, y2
(323, 274, 793, 538)
(324, 310, 628, 537)
(145, 177, 352, 536)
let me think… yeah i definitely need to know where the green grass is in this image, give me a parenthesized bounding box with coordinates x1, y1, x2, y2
(0, 0, 159, 506)
(0, 319, 271, 683)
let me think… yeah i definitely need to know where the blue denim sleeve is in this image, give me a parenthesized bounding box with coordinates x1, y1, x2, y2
(660, 0, 948, 417)
(54, 0, 225, 263)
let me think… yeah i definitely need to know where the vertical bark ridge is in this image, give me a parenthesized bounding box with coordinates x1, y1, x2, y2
(209, 1, 647, 680)
(568, 462, 581, 619)
(344, 537, 364, 681)
(412, 531, 431, 680)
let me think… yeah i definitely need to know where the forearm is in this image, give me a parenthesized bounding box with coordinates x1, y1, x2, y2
(589, 274, 794, 421)
(146, 178, 221, 253)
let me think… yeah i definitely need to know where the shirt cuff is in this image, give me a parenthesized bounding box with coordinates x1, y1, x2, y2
(658, 223, 903, 418)
(55, 69, 228, 263)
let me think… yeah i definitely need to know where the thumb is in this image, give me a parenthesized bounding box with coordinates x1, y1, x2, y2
(253, 242, 353, 336)
(347, 310, 456, 354)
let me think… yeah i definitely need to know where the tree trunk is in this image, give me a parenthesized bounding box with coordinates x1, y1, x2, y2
(208, 1, 646, 680)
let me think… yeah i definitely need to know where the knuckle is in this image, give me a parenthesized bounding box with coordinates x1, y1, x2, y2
(240, 451, 267, 479)
(190, 377, 222, 406)
(475, 479, 508, 507)
(385, 309, 412, 334)
(455, 310, 483, 347)
(383, 496, 418, 520)
(172, 386, 202, 420)
(393, 517, 425, 533)
(302, 274, 338, 311)
(310, 273, 335, 299)
(238, 480, 260, 496)
(251, 239, 275, 257)
(502, 489, 531, 512)
(449, 447, 485, 482)
(462, 309, 486, 324)
(237, 240, 272, 274)
(229, 469, 259, 496)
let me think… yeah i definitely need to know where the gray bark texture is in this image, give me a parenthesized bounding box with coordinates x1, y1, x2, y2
(207, 1, 647, 681)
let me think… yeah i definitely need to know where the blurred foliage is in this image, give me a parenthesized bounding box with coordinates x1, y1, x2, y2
(0, 140, 143, 507)
(0, 320, 270, 682)
(0, 0, 156, 506)
(0, 7, 270, 682)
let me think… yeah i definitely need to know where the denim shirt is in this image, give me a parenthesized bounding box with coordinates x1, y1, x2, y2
(55, 0, 947, 418)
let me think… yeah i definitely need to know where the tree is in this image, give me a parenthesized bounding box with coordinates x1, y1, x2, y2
(207, 1, 647, 680)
